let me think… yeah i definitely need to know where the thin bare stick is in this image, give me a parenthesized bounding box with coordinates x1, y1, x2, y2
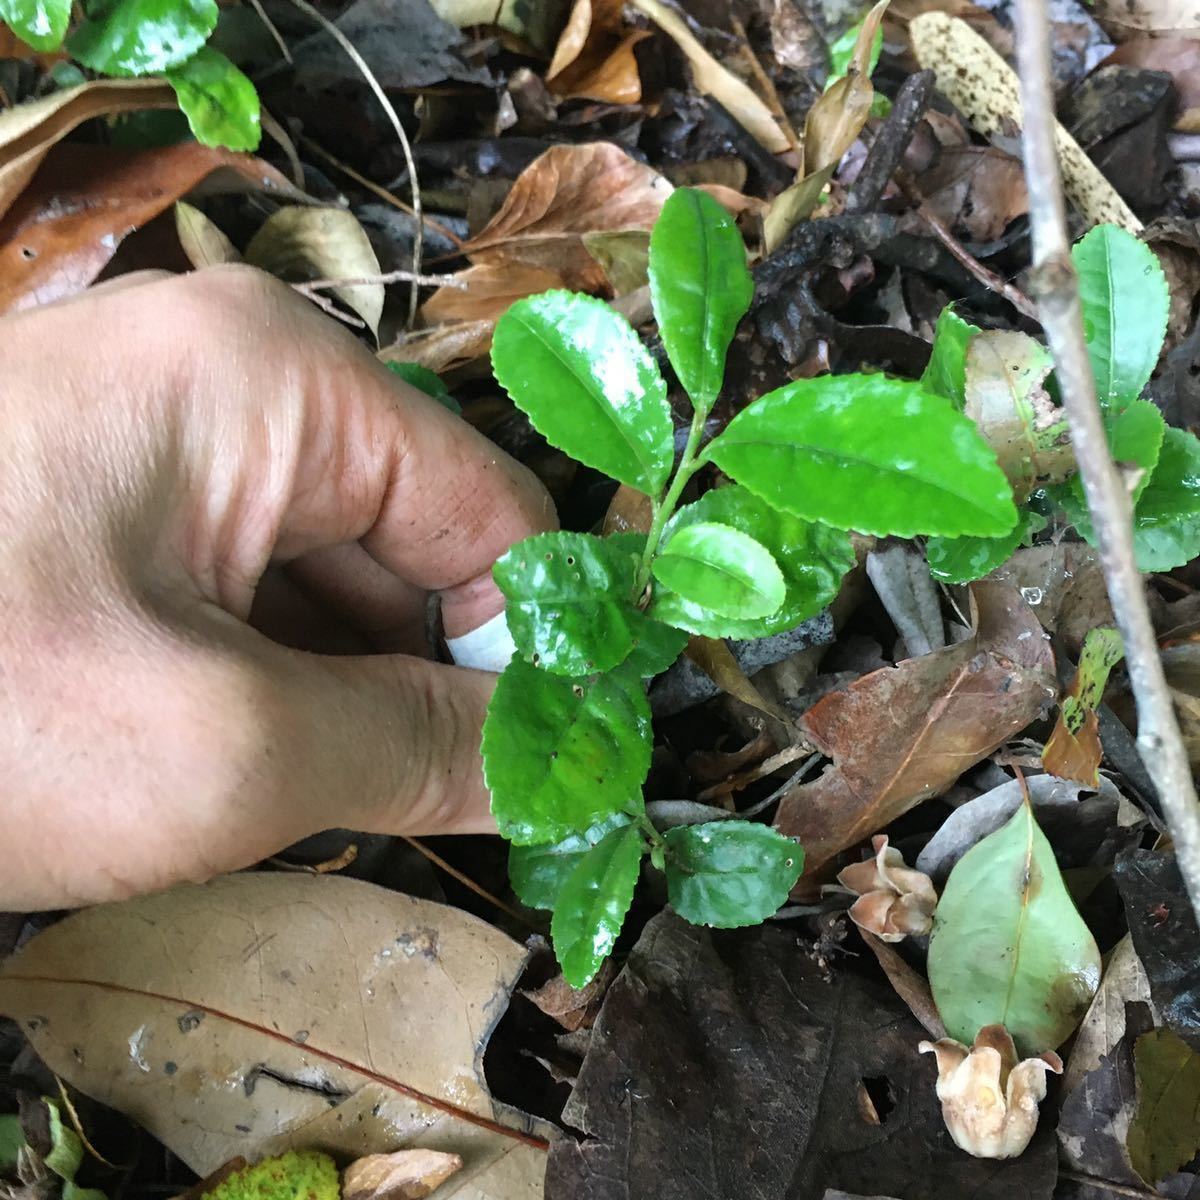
(293, 268, 466, 296)
(731, 16, 801, 155)
(1014, 0, 1200, 919)
(401, 836, 537, 932)
(285, 0, 424, 326)
(299, 136, 466, 249)
(245, 0, 293, 63)
(260, 107, 304, 189)
(297, 289, 366, 329)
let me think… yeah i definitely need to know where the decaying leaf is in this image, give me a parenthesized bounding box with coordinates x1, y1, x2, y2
(909, 12, 1140, 232)
(628, 0, 789, 154)
(963, 331, 1075, 503)
(342, 1149, 464, 1200)
(246, 207, 384, 336)
(684, 636, 791, 723)
(0, 78, 176, 221)
(837, 835, 937, 941)
(777, 582, 1055, 879)
(546, 0, 648, 104)
(0, 873, 550, 1193)
(919, 146, 1029, 242)
(545, 913, 1057, 1199)
(1127, 1027, 1200, 1184)
(0, 143, 309, 315)
(865, 543, 944, 658)
(175, 201, 241, 269)
(1043, 626, 1124, 788)
(920, 1026, 1062, 1159)
(522, 962, 614, 1033)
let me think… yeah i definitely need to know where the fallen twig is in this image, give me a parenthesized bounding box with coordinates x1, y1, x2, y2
(401, 836, 538, 932)
(292, 268, 467, 298)
(1014, 0, 1200, 921)
(846, 69, 934, 214)
(285, 0, 425, 326)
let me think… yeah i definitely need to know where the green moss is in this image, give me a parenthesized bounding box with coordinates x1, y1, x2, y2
(207, 1152, 339, 1200)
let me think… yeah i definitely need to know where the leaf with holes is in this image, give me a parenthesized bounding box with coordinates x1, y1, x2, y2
(1073, 223, 1169, 411)
(551, 823, 646, 987)
(664, 822, 803, 927)
(705, 374, 1018, 537)
(648, 187, 752, 413)
(68, 0, 218, 75)
(492, 291, 673, 496)
(928, 800, 1101, 1055)
(495, 531, 644, 675)
(651, 486, 852, 637)
(509, 812, 635, 911)
(482, 658, 652, 845)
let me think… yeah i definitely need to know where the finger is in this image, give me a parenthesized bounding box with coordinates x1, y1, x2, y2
(285, 542, 431, 656)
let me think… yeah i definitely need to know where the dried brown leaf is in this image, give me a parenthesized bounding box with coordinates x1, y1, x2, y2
(175, 202, 241, 269)
(0, 873, 550, 1191)
(547, 0, 648, 104)
(0, 143, 309, 315)
(918, 146, 1028, 241)
(685, 636, 792, 723)
(777, 582, 1055, 878)
(342, 1150, 463, 1200)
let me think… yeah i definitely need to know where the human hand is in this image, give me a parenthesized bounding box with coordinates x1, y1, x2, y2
(0, 267, 554, 911)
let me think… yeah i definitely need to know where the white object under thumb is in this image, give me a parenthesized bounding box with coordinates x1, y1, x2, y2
(447, 610, 516, 673)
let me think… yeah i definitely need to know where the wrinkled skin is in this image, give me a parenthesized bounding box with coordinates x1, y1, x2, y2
(0, 267, 554, 910)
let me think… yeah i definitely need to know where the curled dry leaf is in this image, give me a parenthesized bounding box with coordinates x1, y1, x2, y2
(0, 143, 310, 315)
(909, 12, 1141, 232)
(0, 78, 176, 221)
(246, 207, 385, 337)
(920, 1025, 1062, 1159)
(546, 0, 649, 104)
(777, 582, 1055, 880)
(0, 873, 550, 1193)
(628, 0, 790, 154)
(175, 202, 241, 269)
(342, 1149, 464, 1200)
(837, 835, 937, 941)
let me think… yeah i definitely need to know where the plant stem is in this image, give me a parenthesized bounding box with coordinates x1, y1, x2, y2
(635, 407, 710, 592)
(638, 813, 667, 850)
(1014, 0, 1200, 921)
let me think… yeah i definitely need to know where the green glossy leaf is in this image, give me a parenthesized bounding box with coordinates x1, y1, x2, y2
(622, 614, 690, 677)
(0, 1114, 22, 1172)
(166, 48, 260, 151)
(509, 812, 634, 911)
(926, 510, 1046, 584)
(1073, 223, 1169, 411)
(1131, 427, 1200, 571)
(706, 374, 1018, 537)
(650, 485, 852, 637)
(482, 659, 652, 845)
(551, 823, 646, 987)
(492, 291, 673, 496)
(928, 801, 1101, 1056)
(921, 307, 979, 410)
(648, 188, 752, 412)
(664, 821, 803, 927)
(384, 361, 460, 412)
(1127, 1028, 1200, 1184)
(495, 531, 645, 675)
(0, 0, 69, 50)
(651, 522, 785, 625)
(69, 0, 218, 74)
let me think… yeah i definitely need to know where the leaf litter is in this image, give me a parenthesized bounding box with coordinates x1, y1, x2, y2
(3, 0, 1200, 1196)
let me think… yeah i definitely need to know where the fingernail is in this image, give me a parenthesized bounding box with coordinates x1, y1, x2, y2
(447, 611, 516, 673)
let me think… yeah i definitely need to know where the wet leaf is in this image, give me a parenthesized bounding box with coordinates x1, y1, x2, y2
(68, 0, 217, 75)
(648, 188, 752, 413)
(921, 307, 979, 409)
(0, 874, 549, 1183)
(0, 0, 69, 51)
(926, 511, 1045, 585)
(1130, 427, 1200, 571)
(494, 531, 648, 676)
(491, 291, 673, 496)
(1074, 223, 1169, 411)
(246, 206, 383, 336)
(545, 913, 1057, 1200)
(778, 583, 1056, 877)
(483, 659, 652, 845)
(551, 823, 646, 987)
(663, 822, 802, 927)
(509, 813, 635, 911)
(651, 522, 785, 624)
(928, 801, 1102, 1055)
(0, 142, 307, 314)
(1043, 626, 1124, 788)
(706, 374, 1019, 537)
(652, 486, 852, 639)
(1127, 1028, 1200, 1183)
(166, 47, 260, 152)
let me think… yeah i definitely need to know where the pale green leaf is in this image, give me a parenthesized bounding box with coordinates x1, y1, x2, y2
(928, 801, 1101, 1055)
